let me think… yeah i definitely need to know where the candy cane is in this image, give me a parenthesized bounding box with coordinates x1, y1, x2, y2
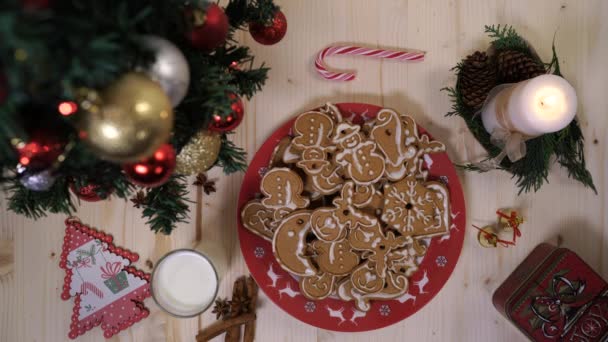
(81, 281, 104, 298)
(315, 45, 425, 81)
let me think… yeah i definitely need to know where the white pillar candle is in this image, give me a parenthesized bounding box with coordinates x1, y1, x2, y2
(481, 74, 577, 137)
(151, 240, 228, 317)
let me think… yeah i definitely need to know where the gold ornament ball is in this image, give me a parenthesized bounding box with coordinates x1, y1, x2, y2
(78, 72, 174, 163)
(175, 130, 222, 175)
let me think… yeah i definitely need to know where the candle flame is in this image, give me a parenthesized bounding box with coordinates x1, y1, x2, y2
(540, 95, 558, 107)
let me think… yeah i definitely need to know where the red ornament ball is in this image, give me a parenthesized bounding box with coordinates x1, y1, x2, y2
(16, 130, 65, 169)
(249, 10, 287, 45)
(123, 144, 176, 188)
(208, 93, 244, 132)
(185, 4, 229, 51)
(21, 0, 51, 10)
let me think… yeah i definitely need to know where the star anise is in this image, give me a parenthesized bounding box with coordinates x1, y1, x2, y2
(130, 191, 147, 208)
(193, 173, 216, 195)
(211, 298, 232, 320)
(230, 295, 251, 316)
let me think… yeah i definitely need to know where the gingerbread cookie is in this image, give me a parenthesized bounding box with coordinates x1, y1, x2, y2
(381, 176, 450, 238)
(269, 136, 292, 168)
(312, 239, 360, 276)
(297, 147, 343, 195)
(333, 121, 385, 185)
(319, 102, 343, 123)
(241, 200, 278, 241)
(292, 111, 335, 151)
(310, 208, 347, 242)
(337, 277, 372, 312)
(261, 168, 310, 211)
(300, 272, 336, 300)
(332, 182, 377, 230)
(272, 210, 317, 277)
(371, 109, 418, 181)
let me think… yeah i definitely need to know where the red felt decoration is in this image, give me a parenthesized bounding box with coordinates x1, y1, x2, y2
(208, 93, 244, 133)
(21, 0, 51, 10)
(70, 182, 111, 202)
(249, 10, 287, 45)
(185, 3, 229, 51)
(59, 218, 150, 340)
(16, 130, 65, 169)
(123, 144, 176, 187)
(0, 73, 7, 104)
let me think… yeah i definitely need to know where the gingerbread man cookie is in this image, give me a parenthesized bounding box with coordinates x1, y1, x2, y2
(292, 112, 335, 151)
(261, 168, 310, 211)
(381, 176, 450, 238)
(272, 210, 317, 277)
(334, 122, 385, 185)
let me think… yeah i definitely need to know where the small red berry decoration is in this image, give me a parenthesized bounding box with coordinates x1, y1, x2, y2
(123, 144, 176, 187)
(208, 93, 244, 132)
(185, 3, 229, 51)
(249, 10, 287, 45)
(70, 182, 111, 202)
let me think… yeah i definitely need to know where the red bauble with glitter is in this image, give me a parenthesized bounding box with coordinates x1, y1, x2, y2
(208, 93, 244, 132)
(123, 144, 176, 188)
(249, 10, 287, 45)
(16, 130, 65, 169)
(185, 3, 229, 51)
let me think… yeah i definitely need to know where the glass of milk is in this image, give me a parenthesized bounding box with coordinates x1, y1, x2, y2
(151, 239, 228, 317)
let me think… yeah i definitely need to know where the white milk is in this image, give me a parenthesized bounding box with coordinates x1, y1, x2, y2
(152, 242, 227, 317)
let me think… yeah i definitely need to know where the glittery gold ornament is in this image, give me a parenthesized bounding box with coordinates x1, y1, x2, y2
(175, 130, 221, 174)
(77, 72, 174, 163)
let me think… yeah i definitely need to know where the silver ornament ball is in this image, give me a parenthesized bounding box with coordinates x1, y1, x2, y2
(19, 169, 57, 191)
(141, 35, 190, 107)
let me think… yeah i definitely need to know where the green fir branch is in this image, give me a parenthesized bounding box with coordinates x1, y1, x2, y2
(216, 134, 247, 174)
(140, 175, 191, 235)
(485, 24, 528, 52)
(6, 176, 75, 219)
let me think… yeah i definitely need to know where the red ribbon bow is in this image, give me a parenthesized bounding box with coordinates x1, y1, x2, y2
(531, 275, 587, 338)
(99, 261, 123, 279)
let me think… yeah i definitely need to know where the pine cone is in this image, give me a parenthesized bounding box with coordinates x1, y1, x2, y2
(497, 50, 546, 83)
(458, 51, 497, 110)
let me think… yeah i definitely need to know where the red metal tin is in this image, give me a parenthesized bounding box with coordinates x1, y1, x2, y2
(493, 243, 608, 341)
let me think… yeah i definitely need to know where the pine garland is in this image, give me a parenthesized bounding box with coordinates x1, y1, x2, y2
(0, 0, 279, 233)
(444, 25, 596, 194)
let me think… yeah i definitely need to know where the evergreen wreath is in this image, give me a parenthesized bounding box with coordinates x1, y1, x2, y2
(443, 25, 596, 194)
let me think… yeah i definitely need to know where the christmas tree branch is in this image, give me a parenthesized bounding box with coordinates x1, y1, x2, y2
(140, 175, 191, 235)
(216, 134, 247, 174)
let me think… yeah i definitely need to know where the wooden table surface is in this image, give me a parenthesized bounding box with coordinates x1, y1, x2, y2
(1, 0, 607, 341)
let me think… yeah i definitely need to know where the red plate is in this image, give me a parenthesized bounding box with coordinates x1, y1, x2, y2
(237, 103, 466, 332)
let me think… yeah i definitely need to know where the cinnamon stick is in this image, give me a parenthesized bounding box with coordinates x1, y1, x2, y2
(225, 276, 246, 342)
(243, 276, 259, 342)
(196, 313, 256, 342)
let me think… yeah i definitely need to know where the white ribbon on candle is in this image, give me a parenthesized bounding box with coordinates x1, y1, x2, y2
(474, 84, 528, 171)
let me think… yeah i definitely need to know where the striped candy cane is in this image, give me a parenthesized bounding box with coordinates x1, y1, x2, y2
(315, 45, 425, 81)
(81, 281, 104, 298)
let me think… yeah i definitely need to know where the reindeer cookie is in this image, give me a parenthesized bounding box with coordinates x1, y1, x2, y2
(272, 210, 318, 277)
(261, 168, 310, 211)
(332, 182, 377, 230)
(381, 176, 450, 239)
(334, 121, 385, 185)
(269, 136, 292, 168)
(292, 112, 335, 151)
(241, 200, 278, 241)
(312, 239, 360, 276)
(300, 272, 337, 300)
